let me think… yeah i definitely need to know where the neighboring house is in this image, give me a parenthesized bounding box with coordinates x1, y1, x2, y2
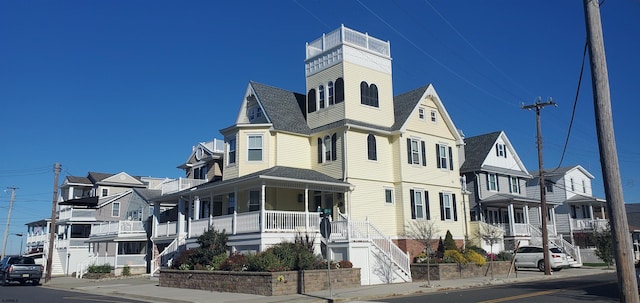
(527, 165, 606, 263)
(25, 172, 170, 277)
(150, 25, 467, 285)
(460, 131, 537, 252)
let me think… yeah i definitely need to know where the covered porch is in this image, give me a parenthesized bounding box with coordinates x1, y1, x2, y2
(475, 194, 559, 238)
(151, 166, 353, 252)
(566, 194, 608, 231)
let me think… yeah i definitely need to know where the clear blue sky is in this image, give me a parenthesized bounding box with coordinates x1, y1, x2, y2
(1, 1, 639, 254)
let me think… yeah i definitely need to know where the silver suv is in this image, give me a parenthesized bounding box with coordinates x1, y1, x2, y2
(514, 245, 569, 272)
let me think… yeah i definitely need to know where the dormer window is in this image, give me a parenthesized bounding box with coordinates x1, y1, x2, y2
(248, 106, 262, 122)
(430, 110, 437, 123)
(496, 143, 506, 158)
(418, 108, 425, 120)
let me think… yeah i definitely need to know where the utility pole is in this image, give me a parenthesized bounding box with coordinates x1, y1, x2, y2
(583, 1, 638, 302)
(45, 163, 61, 283)
(522, 97, 556, 276)
(1, 187, 18, 259)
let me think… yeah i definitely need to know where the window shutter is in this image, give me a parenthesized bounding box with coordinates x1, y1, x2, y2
(424, 191, 430, 220)
(496, 175, 500, 191)
(407, 138, 412, 164)
(486, 174, 490, 190)
(421, 141, 426, 166)
(331, 133, 337, 160)
(410, 189, 416, 219)
(452, 194, 458, 221)
(436, 144, 441, 168)
(448, 147, 454, 170)
(308, 90, 316, 113)
(496, 143, 499, 156)
(317, 138, 322, 163)
(439, 193, 445, 221)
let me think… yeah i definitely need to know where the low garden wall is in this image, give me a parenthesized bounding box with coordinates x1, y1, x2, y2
(159, 268, 360, 296)
(411, 261, 513, 281)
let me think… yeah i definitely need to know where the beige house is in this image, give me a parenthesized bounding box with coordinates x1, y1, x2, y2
(150, 25, 468, 285)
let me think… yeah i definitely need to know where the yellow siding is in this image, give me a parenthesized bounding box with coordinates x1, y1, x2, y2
(342, 62, 394, 128)
(345, 130, 395, 183)
(235, 127, 272, 177)
(348, 179, 403, 235)
(310, 131, 344, 179)
(306, 64, 346, 130)
(274, 133, 311, 169)
(404, 97, 455, 140)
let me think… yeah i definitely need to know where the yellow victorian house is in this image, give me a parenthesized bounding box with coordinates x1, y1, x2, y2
(151, 25, 466, 285)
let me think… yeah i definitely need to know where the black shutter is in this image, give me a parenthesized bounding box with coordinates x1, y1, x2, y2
(425, 191, 430, 220)
(439, 193, 445, 221)
(495, 143, 499, 156)
(486, 174, 490, 190)
(453, 194, 458, 221)
(335, 78, 344, 103)
(496, 175, 500, 191)
(436, 144, 441, 168)
(449, 146, 454, 170)
(421, 141, 426, 166)
(317, 138, 322, 163)
(407, 138, 412, 164)
(331, 133, 337, 160)
(308, 89, 316, 113)
(410, 190, 416, 219)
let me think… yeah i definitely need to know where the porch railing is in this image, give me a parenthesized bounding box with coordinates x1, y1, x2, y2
(571, 218, 609, 231)
(528, 224, 582, 266)
(152, 234, 186, 275)
(160, 178, 208, 195)
(90, 220, 145, 236)
(158, 210, 322, 239)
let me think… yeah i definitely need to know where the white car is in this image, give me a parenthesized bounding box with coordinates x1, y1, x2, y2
(514, 245, 569, 272)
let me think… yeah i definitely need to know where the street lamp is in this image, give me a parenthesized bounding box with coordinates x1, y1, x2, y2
(13, 233, 24, 255)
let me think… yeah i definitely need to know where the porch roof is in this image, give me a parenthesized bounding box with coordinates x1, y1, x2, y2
(480, 193, 551, 206)
(152, 166, 352, 202)
(566, 194, 606, 205)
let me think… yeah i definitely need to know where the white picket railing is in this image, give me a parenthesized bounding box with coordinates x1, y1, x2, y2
(152, 234, 186, 275)
(76, 253, 99, 279)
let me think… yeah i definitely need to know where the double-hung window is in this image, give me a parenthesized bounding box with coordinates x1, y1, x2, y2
(247, 135, 263, 161)
(407, 138, 426, 166)
(439, 193, 457, 221)
(112, 202, 120, 217)
(384, 188, 393, 204)
(487, 174, 498, 191)
(496, 143, 506, 158)
(249, 190, 260, 211)
(227, 137, 236, 164)
(418, 107, 425, 120)
(436, 143, 453, 170)
(509, 176, 520, 193)
(410, 189, 430, 220)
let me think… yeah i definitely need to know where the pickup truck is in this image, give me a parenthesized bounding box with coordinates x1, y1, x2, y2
(0, 255, 43, 286)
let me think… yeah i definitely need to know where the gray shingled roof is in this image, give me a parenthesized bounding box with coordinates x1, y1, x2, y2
(529, 166, 580, 177)
(133, 188, 163, 201)
(392, 85, 430, 130)
(87, 172, 114, 182)
(460, 131, 502, 172)
(250, 81, 311, 135)
(66, 176, 91, 184)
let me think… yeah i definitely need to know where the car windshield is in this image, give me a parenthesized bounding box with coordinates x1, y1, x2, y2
(550, 248, 563, 253)
(8, 257, 35, 265)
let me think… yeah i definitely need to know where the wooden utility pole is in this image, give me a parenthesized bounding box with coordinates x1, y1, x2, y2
(1, 187, 17, 259)
(45, 163, 61, 283)
(522, 97, 556, 276)
(583, 1, 638, 302)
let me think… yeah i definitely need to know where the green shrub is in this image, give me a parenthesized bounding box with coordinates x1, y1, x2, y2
(266, 241, 318, 271)
(495, 251, 513, 261)
(122, 265, 131, 276)
(87, 264, 112, 273)
(464, 250, 486, 266)
(465, 245, 487, 256)
(219, 252, 248, 271)
(247, 251, 285, 272)
(443, 231, 458, 251)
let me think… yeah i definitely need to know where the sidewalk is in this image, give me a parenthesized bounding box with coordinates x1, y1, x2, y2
(43, 266, 616, 303)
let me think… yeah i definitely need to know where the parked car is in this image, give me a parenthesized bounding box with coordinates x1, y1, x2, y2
(514, 245, 569, 272)
(0, 255, 43, 286)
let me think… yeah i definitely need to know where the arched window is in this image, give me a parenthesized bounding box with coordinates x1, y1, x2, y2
(335, 78, 344, 103)
(319, 85, 325, 109)
(360, 81, 379, 107)
(367, 134, 377, 160)
(328, 81, 334, 105)
(307, 89, 316, 113)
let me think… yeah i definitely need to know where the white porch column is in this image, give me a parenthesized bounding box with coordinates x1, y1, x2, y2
(194, 196, 201, 221)
(178, 198, 185, 235)
(524, 205, 530, 224)
(589, 204, 595, 220)
(304, 187, 309, 230)
(508, 204, 516, 236)
(550, 206, 557, 235)
(187, 197, 193, 238)
(601, 205, 606, 219)
(153, 201, 160, 238)
(68, 186, 74, 200)
(260, 184, 266, 233)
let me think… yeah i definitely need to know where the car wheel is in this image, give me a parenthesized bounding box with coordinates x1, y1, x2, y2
(537, 260, 545, 272)
(552, 267, 562, 272)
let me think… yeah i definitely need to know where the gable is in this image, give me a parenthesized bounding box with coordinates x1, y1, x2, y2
(482, 132, 529, 175)
(100, 172, 144, 187)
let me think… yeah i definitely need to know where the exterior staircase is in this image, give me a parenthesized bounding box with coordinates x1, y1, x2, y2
(330, 214, 411, 284)
(529, 224, 582, 267)
(151, 234, 186, 275)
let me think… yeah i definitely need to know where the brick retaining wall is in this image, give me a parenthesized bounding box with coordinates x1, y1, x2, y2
(159, 268, 360, 296)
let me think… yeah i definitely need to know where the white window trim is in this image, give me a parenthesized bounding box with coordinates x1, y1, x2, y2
(430, 110, 437, 123)
(418, 107, 425, 120)
(112, 202, 120, 217)
(488, 174, 498, 191)
(509, 176, 520, 194)
(438, 143, 449, 169)
(227, 137, 237, 166)
(384, 188, 394, 204)
(410, 138, 421, 165)
(101, 188, 109, 197)
(442, 192, 453, 221)
(247, 134, 264, 162)
(413, 188, 424, 219)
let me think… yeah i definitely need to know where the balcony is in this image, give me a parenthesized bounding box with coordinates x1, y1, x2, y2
(161, 178, 208, 195)
(306, 25, 390, 60)
(58, 207, 96, 221)
(90, 220, 146, 237)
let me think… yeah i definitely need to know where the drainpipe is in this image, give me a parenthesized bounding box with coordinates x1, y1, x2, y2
(474, 172, 483, 221)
